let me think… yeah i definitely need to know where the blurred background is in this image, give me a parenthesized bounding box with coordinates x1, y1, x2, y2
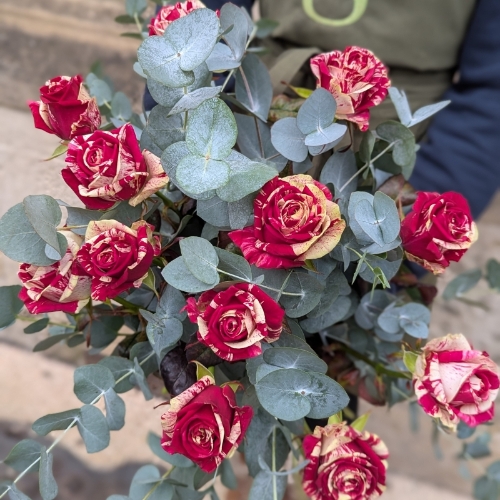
(1, 0, 500, 498)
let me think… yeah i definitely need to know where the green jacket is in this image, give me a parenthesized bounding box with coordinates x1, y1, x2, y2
(259, 0, 476, 131)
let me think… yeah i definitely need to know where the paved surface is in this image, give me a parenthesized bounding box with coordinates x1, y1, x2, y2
(2, 1, 500, 497)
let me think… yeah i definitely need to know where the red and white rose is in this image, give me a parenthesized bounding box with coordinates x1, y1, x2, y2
(160, 375, 253, 472)
(310, 46, 390, 131)
(28, 75, 101, 141)
(401, 191, 478, 274)
(77, 220, 161, 301)
(149, 0, 205, 36)
(229, 175, 345, 269)
(18, 232, 91, 314)
(185, 283, 284, 361)
(62, 124, 167, 210)
(303, 422, 389, 500)
(414, 333, 500, 429)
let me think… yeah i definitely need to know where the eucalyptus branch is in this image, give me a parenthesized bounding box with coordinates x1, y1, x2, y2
(217, 268, 303, 297)
(272, 426, 278, 500)
(16, 315, 72, 329)
(142, 466, 176, 500)
(155, 190, 176, 210)
(0, 350, 156, 499)
(338, 140, 397, 193)
(339, 342, 412, 379)
(112, 296, 141, 313)
(133, 13, 143, 35)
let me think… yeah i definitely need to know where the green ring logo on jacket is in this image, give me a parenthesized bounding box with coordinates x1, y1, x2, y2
(302, 0, 368, 27)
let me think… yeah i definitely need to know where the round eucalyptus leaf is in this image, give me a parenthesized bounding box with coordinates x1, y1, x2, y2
(271, 117, 308, 162)
(176, 155, 230, 194)
(179, 236, 219, 285)
(186, 98, 237, 160)
(263, 347, 327, 374)
(297, 88, 336, 135)
(255, 369, 312, 420)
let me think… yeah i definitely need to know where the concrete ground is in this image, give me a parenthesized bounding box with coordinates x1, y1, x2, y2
(1, 1, 500, 498)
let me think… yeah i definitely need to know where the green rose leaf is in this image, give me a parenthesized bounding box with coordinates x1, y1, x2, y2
(23, 317, 50, 334)
(271, 117, 308, 163)
(235, 54, 273, 122)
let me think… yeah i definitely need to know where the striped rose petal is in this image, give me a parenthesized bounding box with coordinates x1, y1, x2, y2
(187, 283, 285, 362)
(18, 231, 91, 314)
(303, 422, 388, 500)
(229, 175, 345, 269)
(310, 47, 390, 132)
(76, 219, 161, 301)
(414, 333, 500, 429)
(160, 375, 253, 472)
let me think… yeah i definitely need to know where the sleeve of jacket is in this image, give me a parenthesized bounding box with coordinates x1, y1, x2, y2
(409, 0, 500, 218)
(203, 0, 255, 13)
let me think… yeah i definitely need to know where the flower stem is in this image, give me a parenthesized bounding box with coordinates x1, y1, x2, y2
(142, 467, 176, 500)
(111, 296, 140, 312)
(272, 426, 278, 500)
(155, 190, 176, 210)
(0, 350, 156, 499)
(338, 140, 397, 193)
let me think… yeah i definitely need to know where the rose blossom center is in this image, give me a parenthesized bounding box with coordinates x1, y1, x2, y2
(218, 309, 253, 341)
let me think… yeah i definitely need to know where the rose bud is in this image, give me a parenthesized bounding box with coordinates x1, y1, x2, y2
(18, 232, 91, 314)
(414, 333, 500, 429)
(400, 191, 478, 274)
(310, 46, 390, 131)
(229, 175, 345, 269)
(149, 0, 205, 36)
(28, 75, 101, 140)
(185, 283, 284, 361)
(62, 124, 168, 210)
(160, 375, 253, 472)
(303, 422, 389, 500)
(77, 220, 161, 301)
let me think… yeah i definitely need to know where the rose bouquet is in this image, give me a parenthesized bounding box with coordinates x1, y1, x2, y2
(0, 2, 499, 500)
